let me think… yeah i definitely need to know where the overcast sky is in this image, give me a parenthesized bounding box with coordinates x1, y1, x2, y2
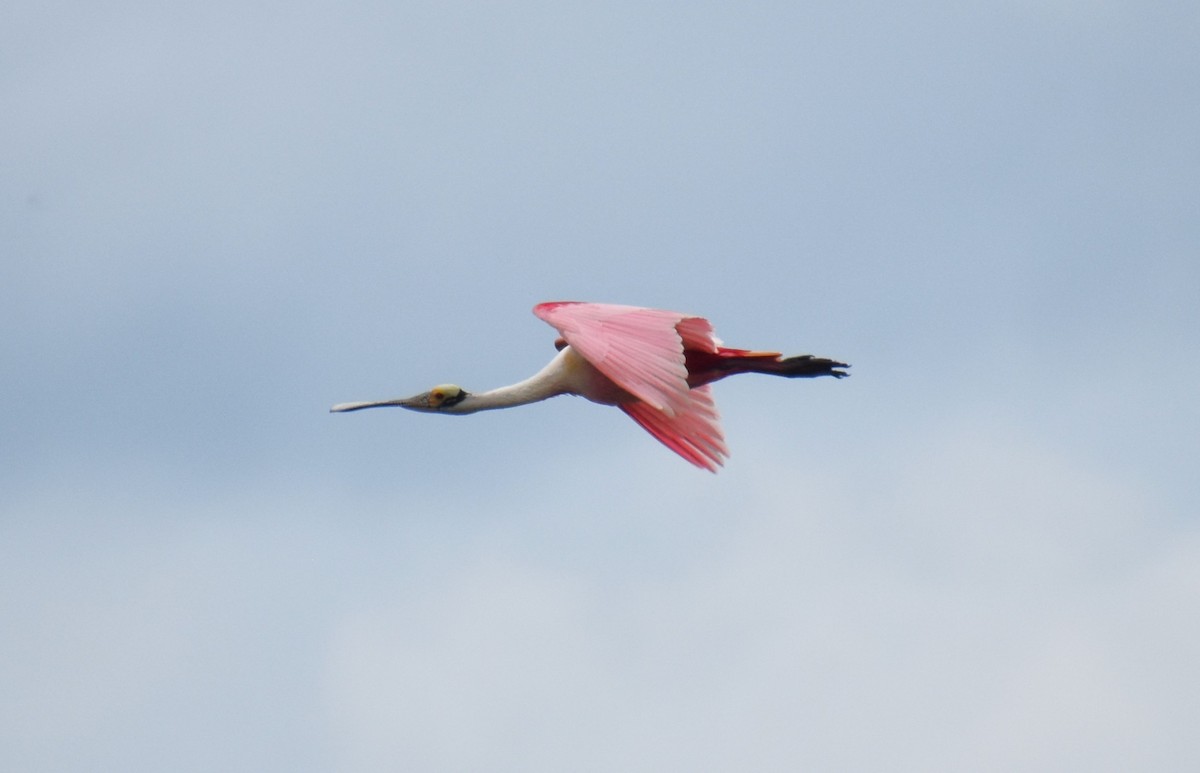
(3, 2, 1198, 771)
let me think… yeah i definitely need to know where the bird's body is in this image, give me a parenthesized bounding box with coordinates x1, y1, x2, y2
(332, 301, 848, 471)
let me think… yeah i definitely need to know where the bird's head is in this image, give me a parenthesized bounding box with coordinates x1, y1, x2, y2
(399, 383, 471, 413)
(330, 383, 473, 414)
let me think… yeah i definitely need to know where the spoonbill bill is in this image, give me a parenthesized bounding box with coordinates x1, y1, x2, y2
(331, 301, 848, 471)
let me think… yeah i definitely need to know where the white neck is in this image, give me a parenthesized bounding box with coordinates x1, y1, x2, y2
(453, 349, 572, 413)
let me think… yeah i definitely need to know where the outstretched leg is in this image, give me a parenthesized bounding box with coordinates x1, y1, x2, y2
(686, 348, 850, 387)
(759, 354, 850, 379)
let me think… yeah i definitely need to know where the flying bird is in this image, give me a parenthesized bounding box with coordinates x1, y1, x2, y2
(331, 301, 848, 471)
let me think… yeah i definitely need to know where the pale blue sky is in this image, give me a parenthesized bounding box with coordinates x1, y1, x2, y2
(3, 2, 1198, 771)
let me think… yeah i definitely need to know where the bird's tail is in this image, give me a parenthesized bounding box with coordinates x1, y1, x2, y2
(686, 348, 849, 387)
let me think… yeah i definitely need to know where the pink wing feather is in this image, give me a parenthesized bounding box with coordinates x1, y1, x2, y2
(533, 301, 728, 471)
(620, 385, 728, 472)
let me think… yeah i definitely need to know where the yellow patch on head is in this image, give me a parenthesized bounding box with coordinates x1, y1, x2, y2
(428, 383, 462, 408)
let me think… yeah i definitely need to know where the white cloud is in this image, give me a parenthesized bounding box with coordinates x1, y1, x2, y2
(310, 415, 1198, 771)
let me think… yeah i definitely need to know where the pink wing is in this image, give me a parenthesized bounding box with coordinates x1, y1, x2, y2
(533, 301, 728, 471)
(620, 385, 728, 472)
(533, 301, 720, 413)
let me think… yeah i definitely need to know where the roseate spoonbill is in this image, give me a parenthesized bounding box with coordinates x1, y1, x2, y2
(331, 301, 848, 471)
